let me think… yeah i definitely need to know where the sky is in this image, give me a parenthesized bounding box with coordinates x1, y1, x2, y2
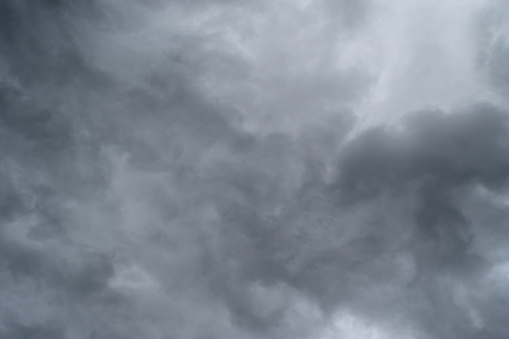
(1, 0, 509, 338)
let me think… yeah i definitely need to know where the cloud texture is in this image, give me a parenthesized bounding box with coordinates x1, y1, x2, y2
(2, 0, 509, 338)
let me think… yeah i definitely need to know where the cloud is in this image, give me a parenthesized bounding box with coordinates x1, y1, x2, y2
(331, 104, 509, 337)
(2, 0, 509, 338)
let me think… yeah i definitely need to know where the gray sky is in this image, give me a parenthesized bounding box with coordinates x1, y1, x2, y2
(2, 1, 509, 338)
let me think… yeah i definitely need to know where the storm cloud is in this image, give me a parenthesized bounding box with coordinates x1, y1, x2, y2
(2, 0, 509, 338)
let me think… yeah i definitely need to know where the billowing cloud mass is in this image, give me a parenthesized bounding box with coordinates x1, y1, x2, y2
(2, 0, 509, 338)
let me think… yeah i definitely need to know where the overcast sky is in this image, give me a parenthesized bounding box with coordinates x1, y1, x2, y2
(2, 1, 509, 338)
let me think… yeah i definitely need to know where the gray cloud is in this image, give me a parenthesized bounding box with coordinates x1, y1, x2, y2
(2, 0, 509, 338)
(332, 104, 509, 337)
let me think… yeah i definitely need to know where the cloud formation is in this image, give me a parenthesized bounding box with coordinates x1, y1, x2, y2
(2, 0, 509, 338)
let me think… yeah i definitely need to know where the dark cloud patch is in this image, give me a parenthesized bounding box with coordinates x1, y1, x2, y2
(0, 1, 92, 84)
(337, 104, 509, 200)
(0, 321, 65, 339)
(329, 104, 509, 336)
(336, 105, 509, 270)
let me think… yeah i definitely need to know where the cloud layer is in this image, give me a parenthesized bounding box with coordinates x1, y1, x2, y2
(2, 1, 509, 338)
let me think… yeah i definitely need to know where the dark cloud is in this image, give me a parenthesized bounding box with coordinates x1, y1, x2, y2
(337, 104, 509, 198)
(330, 104, 509, 337)
(2, 0, 509, 338)
(0, 321, 65, 339)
